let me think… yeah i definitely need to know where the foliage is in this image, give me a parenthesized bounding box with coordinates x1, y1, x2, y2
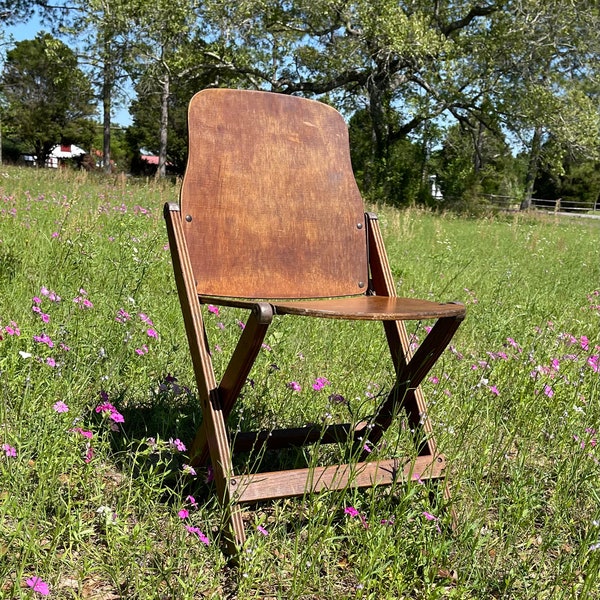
(1, 166, 600, 597)
(1, 33, 96, 164)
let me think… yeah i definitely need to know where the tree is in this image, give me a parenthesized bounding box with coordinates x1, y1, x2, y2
(1, 33, 96, 164)
(485, 0, 600, 209)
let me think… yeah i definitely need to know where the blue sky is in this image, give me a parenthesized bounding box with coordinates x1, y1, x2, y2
(3, 15, 133, 125)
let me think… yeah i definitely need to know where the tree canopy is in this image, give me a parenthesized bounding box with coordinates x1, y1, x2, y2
(1, 33, 96, 165)
(2, 0, 599, 209)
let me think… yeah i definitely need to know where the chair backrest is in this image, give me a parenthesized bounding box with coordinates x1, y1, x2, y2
(180, 89, 369, 299)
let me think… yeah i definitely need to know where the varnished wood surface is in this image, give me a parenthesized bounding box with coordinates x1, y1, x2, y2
(181, 89, 368, 299)
(232, 454, 446, 503)
(199, 294, 466, 320)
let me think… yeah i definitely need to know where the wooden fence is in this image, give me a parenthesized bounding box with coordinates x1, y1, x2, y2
(482, 194, 600, 213)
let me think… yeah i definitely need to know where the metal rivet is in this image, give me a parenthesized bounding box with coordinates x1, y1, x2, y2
(230, 479, 237, 487)
(358, 281, 365, 288)
(357, 223, 363, 229)
(185, 214, 192, 222)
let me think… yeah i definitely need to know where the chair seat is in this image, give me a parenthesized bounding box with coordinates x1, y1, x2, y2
(201, 294, 466, 321)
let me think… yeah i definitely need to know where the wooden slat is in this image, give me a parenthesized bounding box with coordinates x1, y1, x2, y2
(231, 454, 446, 503)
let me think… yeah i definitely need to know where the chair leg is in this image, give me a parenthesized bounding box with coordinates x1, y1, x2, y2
(165, 203, 247, 552)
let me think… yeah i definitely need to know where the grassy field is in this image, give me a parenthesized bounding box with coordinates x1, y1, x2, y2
(1, 165, 599, 599)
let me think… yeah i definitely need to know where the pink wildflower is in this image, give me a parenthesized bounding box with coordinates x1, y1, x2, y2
(257, 525, 269, 535)
(344, 506, 359, 518)
(2, 443, 17, 458)
(185, 525, 210, 545)
(287, 381, 302, 392)
(178, 509, 189, 519)
(207, 305, 219, 316)
(25, 576, 49, 596)
(312, 377, 330, 391)
(170, 438, 186, 452)
(146, 328, 158, 339)
(543, 385, 554, 398)
(53, 401, 69, 413)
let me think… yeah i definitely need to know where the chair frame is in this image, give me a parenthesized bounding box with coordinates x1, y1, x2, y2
(164, 89, 465, 552)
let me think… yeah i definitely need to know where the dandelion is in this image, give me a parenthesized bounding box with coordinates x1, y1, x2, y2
(25, 576, 49, 596)
(53, 401, 69, 413)
(2, 443, 17, 458)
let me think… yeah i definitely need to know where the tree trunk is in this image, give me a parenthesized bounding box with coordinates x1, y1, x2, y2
(521, 125, 543, 210)
(102, 34, 113, 174)
(156, 73, 170, 179)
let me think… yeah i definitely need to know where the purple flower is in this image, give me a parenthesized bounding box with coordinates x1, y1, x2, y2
(186, 495, 198, 508)
(257, 525, 269, 536)
(170, 438, 186, 452)
(287, 381, 301, 392)
(207, 305, 219, 316)
(344, 506, 359, 518)
(53, 401, 69, 413)
(543, 385, 554, 398)
(489, 385, 500, 396)
(185, 525, 210, 545)
(2, 443, 17, 458)
(178, 509, 189, 519)
(25, 576, 49, 596)
(312, 377, 330, 391)
(182, 464, 197, 476)
(46, 357, 56, 368)
(146, 328, 158, 339)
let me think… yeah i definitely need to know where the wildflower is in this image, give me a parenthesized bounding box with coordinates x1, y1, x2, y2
(590, 542, 600, 551)
(25, 576, 49, 596)
(147, 328, 158, 339)
(135, 345, 149, 356)
(207, 305, 219, 316)
(489, 385, 500, 396)
(46, 357, 56, 367)
(429, 376, 439, 384)
(344, 506, 359, 518)
(2, 443, 17, 458)
(543, 385, 554, 398)
(71, 428, 93, 439)
(185, 525, 210, 545)
(182, 464, 197, 476)
(95, 401, 124, 424)
(237, 320, 245, 330)
(257, 525, 269, 536)
(40, 313, 50, 323)
(139, 312, 153, 326)
(170, 438, 186, 452)
(328, 393, 346, 404)
(53, 401, 69, 413)
(205, 465, 214, 483)
(423, 511, 442, 533)
(287, 381, 301, 392)
(186, 495, 198, 508)
(178, 509, 189, 519)
(312, 377, 330, 391)
(581, 336, 590, 351)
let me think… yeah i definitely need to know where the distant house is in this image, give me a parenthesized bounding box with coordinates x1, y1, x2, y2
(45, 144, 86, 168)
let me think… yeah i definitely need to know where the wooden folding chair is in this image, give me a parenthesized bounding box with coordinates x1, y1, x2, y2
(164, 88, 466, 552)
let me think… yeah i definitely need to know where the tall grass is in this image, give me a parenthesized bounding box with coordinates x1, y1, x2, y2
(1, 166, 599, 599)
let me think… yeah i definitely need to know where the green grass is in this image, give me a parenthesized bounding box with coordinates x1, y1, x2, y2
(1, 165, 599, 599)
